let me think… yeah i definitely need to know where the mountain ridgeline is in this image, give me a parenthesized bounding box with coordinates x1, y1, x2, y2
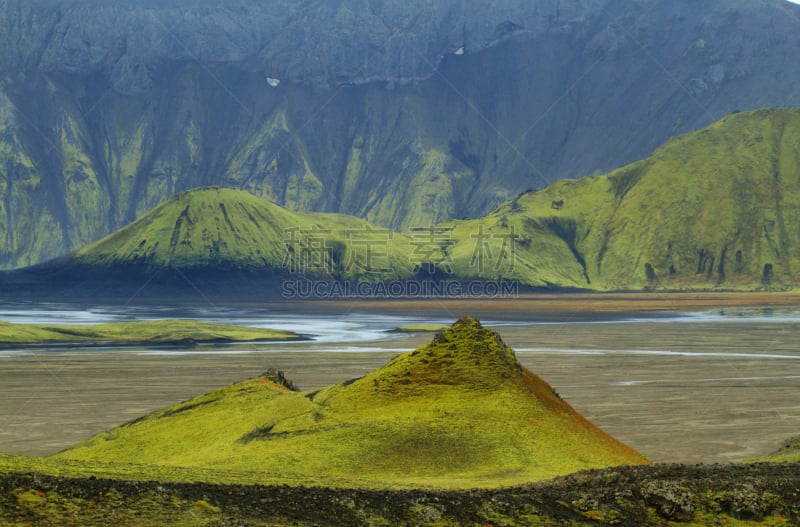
(0, 0, 799, 268)
(14, 108, 800, 294)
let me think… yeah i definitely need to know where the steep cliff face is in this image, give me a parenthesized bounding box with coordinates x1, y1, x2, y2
(0, 0, 600, 93)
(0, 0, 799, 268)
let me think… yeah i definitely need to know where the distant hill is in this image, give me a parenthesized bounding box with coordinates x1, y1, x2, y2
(7, 108, 800, 295)
(56, 317, 648, 488)
(71, 186, 415, 278)
(0, 186, 418, 297)
(0, 0, 799, 268)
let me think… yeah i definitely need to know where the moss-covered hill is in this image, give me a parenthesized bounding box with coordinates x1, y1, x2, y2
(25, 107, 800, 292)
(54, 317, 648, 489)
(450, 107, 800, 290)
(71, 186, 416, 280)
(758, 435, 800, 464)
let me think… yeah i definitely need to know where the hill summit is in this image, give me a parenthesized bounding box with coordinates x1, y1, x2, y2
(57, 317, 648, 488)
(72, 186, 412, 275)
(367, 316, 523, 394)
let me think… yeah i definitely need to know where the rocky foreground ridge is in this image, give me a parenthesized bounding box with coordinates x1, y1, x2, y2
(2, 463, 799, 526)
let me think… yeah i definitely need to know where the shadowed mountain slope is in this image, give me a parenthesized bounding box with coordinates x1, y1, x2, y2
(0, 0, 799, 268)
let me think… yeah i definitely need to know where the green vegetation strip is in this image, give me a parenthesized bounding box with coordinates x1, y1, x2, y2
(0, 319, 300, 346)
(391, 324, 450, 332)
(0, 455, 366, 489)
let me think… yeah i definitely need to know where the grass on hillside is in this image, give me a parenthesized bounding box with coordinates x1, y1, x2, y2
(0, 319, 300, 345)
(75, 186, 419, 281)
(498, 108, 800, 290)
(23, 377, 645, 487)
(0, 454, 357, 489)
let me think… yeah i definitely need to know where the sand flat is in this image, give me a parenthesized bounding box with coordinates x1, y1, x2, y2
(1, 296, 799, 464)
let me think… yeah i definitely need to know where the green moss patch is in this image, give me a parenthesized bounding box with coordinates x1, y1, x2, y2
(754, 435, 800, 463)
(390, 324, 450, 332)
(0, 319, 300, 346)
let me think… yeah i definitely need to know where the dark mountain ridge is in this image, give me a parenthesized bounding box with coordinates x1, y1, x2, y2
(0, 0, 799, 268)
(3, 463, 799, 526)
